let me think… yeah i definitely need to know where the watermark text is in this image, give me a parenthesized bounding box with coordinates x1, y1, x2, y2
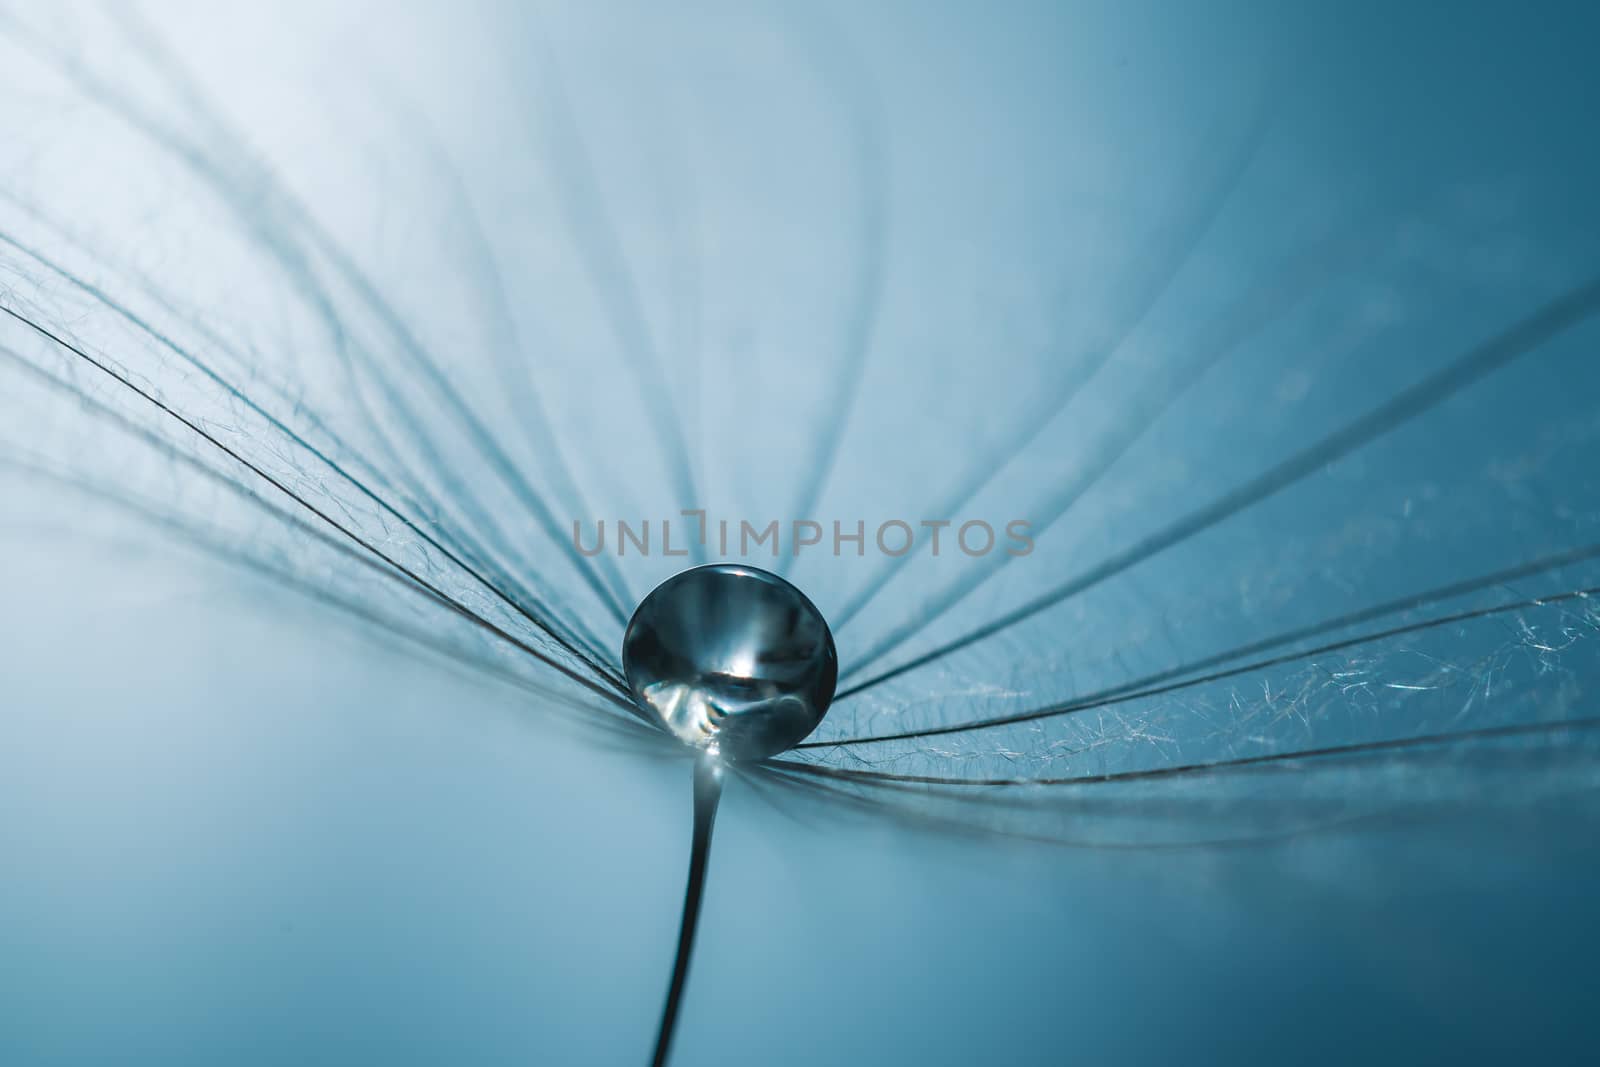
(572, 511, 1034, 559)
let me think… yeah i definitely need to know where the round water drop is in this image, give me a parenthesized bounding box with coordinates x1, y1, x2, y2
(623, 564, 838, 761)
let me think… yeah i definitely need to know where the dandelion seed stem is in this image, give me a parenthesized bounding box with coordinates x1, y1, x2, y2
(652, 750, 723, 1067)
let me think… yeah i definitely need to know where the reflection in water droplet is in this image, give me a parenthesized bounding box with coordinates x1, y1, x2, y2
(623, 564, 838, 761)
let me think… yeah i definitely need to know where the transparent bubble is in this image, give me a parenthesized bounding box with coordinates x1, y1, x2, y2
(622, 564, 838, 761)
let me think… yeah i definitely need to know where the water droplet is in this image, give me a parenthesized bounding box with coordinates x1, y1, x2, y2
(623, 564, 838, 761)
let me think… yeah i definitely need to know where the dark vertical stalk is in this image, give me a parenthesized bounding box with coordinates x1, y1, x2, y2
(651, 751, 724, 1067)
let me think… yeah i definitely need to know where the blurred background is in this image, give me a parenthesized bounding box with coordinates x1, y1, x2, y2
(2, 1, 1598, 1063)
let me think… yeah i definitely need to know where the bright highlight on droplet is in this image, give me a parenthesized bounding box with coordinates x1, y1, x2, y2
(623, 564, 838, 761)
